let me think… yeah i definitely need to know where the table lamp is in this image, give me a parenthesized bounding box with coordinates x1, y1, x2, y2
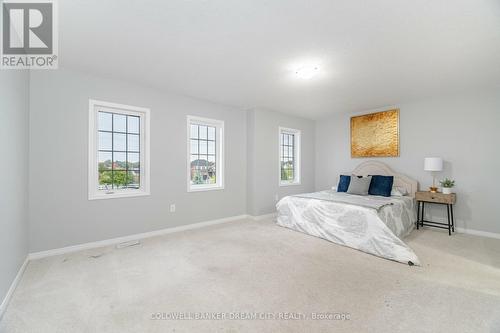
(424, 157, 443, 193)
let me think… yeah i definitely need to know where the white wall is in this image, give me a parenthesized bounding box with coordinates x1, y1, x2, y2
(315, 86, 500, 234)
(29, 69, 247, 252)
(0, 71, 30, 306)
(247, 109, 315, 216)
(26, 67, 499, 253)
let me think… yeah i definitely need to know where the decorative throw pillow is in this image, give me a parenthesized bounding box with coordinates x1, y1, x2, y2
(337, 175, 351, 192)
(369, 175, 394, 197)
(347, 176, 372, 195)
(391, 186, 408, 196)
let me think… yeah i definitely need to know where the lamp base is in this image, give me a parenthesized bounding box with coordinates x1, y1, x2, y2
(429, 186, 438, 193)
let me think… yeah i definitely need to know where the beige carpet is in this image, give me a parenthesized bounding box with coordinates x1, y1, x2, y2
(1, 218, 500, 333)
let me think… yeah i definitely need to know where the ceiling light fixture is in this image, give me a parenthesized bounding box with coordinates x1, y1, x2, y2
(295, 65, 319, 79)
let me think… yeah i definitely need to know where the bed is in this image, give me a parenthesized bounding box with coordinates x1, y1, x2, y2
(276, 161, 420, 265)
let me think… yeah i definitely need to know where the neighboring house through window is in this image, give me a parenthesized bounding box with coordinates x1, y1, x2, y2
(279, 127, 301, 186)
(187, 116, 224, 191)
(88, 99, 150, 200)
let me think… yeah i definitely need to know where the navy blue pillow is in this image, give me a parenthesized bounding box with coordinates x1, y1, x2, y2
(369, 175, 394, 197)
(337, 175, 351, 192)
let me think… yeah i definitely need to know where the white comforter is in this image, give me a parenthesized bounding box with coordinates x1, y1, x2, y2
(276, 191, 419, 265)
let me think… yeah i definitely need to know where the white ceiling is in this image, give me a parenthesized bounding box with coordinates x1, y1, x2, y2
(60, 0, 500, 119)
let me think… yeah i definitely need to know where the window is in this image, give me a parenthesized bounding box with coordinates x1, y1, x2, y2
(88, 100, 150, 200)
(279, 127, 301, 186)
(187, 116, 224, 191)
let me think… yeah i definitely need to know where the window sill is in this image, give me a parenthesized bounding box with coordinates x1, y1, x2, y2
(188, 185, 224, 193)
(88, 190, 150, 201)
(279, 182, 301, 187)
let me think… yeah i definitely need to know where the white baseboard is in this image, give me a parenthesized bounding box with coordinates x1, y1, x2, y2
(250, 213, 277, 221)
(0, 257, 29, 320)
(28, 214, 249, 260)
(455, 227, 500, 240)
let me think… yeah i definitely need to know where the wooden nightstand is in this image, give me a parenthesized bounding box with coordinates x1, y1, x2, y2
(415, 191, 456, 236)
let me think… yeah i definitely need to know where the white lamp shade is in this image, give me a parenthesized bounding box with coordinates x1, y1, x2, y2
(424, 157, 443, 171)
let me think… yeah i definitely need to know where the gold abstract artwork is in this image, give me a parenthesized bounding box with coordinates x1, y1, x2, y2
(351, 109, 399, 158)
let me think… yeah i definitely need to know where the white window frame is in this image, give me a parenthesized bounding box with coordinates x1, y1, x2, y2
(187, 115, 224, 192)
(88, 99, 151, 200)
(279, 127, 301, 186)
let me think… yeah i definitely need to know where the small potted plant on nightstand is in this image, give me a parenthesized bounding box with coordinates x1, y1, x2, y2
(440, 178, 455, 194)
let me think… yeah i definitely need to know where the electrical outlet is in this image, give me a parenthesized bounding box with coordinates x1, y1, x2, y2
(170, 204, 176, 213)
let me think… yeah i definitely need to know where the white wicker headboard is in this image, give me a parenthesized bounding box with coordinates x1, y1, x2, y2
(349, 161, 418, 198)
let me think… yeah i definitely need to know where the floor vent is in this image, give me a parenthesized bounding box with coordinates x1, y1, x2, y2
(115, 240, 141, 249)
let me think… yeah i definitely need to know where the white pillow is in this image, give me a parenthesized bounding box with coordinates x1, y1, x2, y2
(391, 186, 408, 196)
